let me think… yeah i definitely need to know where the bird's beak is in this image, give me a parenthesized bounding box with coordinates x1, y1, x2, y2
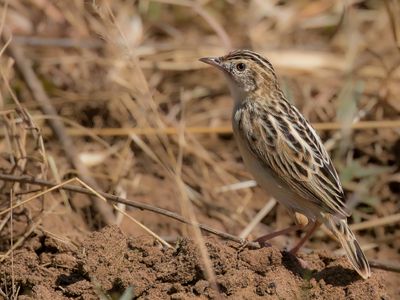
(199, 56, 225, 72)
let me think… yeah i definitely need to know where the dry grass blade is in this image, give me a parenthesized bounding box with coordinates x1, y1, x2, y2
(152, 0, 232, 49)
(48, 155, 71, 211)
(1, 174, 172, 251)
(113, 204, 172, 248)
(0, 177, 76, 216)
(2, 28, 115, 225)
(0, 0, 9, 37)
(32, 115, 117, 151)
(75, 177, 172, 249)
(176, 176, 218, 290)
(384, 0, 400, 50)
(239, 198, 277, 239)
(34, 120, 400, 137)
(13, 36, 102, 48)
(350, 213, 400, 232)
(2, 180, 81, 263)
(38, 228, 76, 249)
(0, 173, 258, 247)
(173, 97, 218, 291)
(0, 212, 11, 233)
(217, 180, 257, 193)
(0, 217, 41, 262)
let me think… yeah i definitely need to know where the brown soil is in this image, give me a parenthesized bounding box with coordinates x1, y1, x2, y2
(0, 225, 388, 299)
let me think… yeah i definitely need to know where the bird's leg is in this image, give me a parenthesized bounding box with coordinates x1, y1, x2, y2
(254, 224, 303, 247)
(289, 221, 320, 255)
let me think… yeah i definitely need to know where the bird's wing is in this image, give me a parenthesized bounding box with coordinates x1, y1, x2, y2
(236, 102, 349, 218)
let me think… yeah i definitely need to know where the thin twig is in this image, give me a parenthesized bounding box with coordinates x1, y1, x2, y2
(1, 172, 400, 274)
(114, 203, 173, 249)
(369, 259, 400, 273)
(0, 173, 256, 247)
(0, 217, 41, 262)
(0, 211, 10, 233)
(74, 177, 172, 249)
(1, 177, 76, 215)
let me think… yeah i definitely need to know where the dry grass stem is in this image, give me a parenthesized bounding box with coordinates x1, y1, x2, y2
(239, 198, 277, 239)
(350, 213, 400, 231)
(2, 29, 115, 225)
(114, 204, 172, 249)
(0, 177, 76, 217)
(26, 119, 400, 137)
(0, 172, 258, 247)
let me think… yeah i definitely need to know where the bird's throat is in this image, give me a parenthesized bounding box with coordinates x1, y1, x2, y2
(225, 74, 247, 107)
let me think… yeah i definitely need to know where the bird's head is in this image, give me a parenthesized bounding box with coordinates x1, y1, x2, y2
(200, 49, 278, 103)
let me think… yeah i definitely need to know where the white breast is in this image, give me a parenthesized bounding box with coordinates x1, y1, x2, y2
(232, 121, 320, 221)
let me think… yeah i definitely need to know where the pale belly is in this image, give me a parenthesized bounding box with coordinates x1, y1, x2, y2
(234, 132, 320, 221)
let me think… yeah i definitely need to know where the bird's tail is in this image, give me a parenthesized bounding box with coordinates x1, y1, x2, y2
(324, 215, 371, 279)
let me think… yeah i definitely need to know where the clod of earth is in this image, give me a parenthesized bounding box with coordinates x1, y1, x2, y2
(0, 225, 387, 299)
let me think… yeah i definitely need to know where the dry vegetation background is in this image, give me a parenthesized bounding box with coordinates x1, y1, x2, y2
(0, 0, 400, 299)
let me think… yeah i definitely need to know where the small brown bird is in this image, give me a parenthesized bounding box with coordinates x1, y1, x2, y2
(200, 49, 371, 279)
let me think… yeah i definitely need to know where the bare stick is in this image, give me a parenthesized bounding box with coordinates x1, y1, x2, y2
(1, 172, 400, 274)
(1, 178, 76, 215)
(2, 29, 115, 225)
(0, 173, 256, 247)
(74, 177, 172, 249)
(369, 259, 400, 273)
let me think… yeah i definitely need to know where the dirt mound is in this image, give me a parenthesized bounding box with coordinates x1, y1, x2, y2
(0, 226, 387, 299)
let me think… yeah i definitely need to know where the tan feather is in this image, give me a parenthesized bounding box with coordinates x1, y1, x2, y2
(325, 214, 371, 279)
(237, 100, 350, 218)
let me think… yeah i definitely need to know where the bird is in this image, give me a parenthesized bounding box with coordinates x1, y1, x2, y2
(199, 49, 371, 279)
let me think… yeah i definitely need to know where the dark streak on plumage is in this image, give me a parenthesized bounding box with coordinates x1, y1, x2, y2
(294, 162, 308, 178)
(225, 50, 275, 73)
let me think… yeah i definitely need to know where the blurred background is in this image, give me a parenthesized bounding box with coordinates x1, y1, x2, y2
(0, 0, 399, 296)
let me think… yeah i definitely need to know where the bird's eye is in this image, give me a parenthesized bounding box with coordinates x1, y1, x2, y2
(236, 63, 246, 71)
